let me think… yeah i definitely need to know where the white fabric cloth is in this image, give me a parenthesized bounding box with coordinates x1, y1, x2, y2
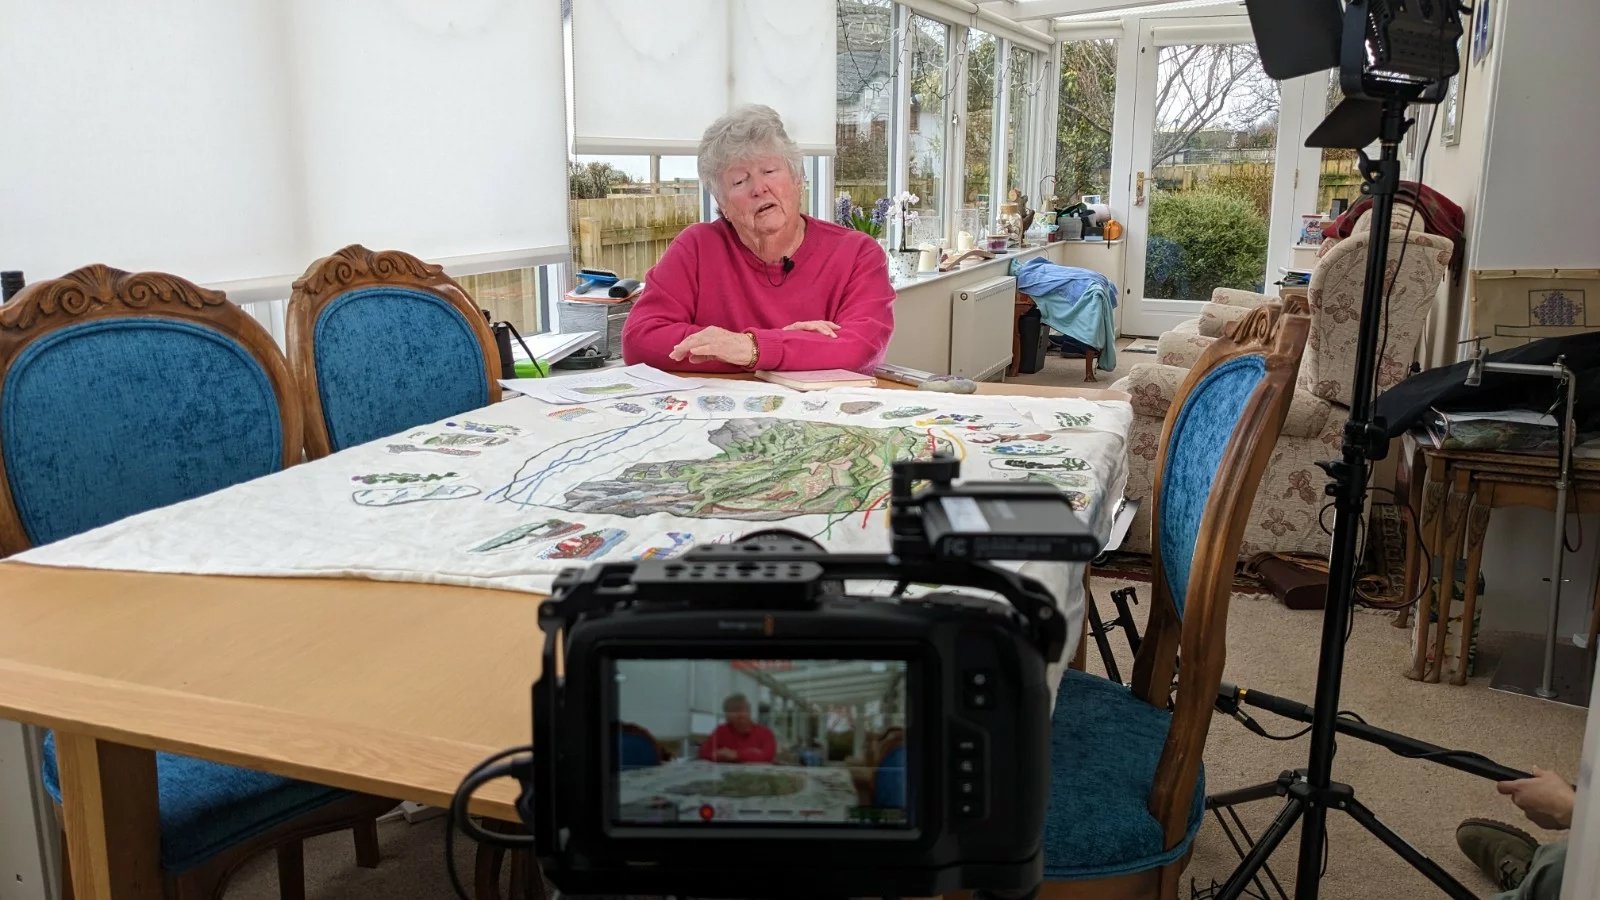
(19, 382, 1130, 682)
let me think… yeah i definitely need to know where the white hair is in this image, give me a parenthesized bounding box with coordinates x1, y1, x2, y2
(697, 104, 804, 204)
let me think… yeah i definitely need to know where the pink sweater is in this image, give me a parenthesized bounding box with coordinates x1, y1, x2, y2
(620, 216, 895, 374)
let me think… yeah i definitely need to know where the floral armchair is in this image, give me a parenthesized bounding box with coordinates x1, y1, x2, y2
(1112, 206, 1454, 557)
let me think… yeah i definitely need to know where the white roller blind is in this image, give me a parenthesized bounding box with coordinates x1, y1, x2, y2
(572, 0, 838, 155)
(0, 1, 568, 295)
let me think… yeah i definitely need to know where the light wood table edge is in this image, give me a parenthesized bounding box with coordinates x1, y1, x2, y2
(690, 372, 1131, 403)
(0, 658, 522, 820)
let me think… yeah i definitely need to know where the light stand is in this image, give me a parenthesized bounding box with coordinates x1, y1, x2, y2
(1209, 100, 1489, 900)
(1204, 1, 1469, 894)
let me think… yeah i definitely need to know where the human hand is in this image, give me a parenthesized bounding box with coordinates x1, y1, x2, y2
(783, 320, 840, 338)
(1498, 768, 1575, 830)
(669, 326, 755, 366)
(715, 748, 740, 762)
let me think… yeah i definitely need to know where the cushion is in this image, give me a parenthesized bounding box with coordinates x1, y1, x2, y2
(0, 319, 283, 547)
(313, 286, 489, 451)
(41, 732, 347, 873)
(1159, 355, 1266, 617)
(1043, 669, 1205, 881)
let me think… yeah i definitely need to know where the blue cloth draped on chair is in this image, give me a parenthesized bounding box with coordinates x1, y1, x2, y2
(1011, 257, 1120, 372)
(1041, 354, 1269, 882)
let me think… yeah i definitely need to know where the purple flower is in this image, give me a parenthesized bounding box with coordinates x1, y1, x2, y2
(835, 194, 853, 227)
(870, 197, 892, 227)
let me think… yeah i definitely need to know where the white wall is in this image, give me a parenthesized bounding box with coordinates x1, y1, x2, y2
(1469, 0, 1600, 272)
(1412, 0, 1499, 368)
(0, 722, 52, 900)
(1476, 510, 1600, 642)
(1443, 0, 1600, 645)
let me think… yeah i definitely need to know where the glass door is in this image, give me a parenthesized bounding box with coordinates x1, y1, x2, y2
(1121, 20, 1304, 336)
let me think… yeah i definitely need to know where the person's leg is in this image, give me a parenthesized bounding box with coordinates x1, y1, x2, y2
(1492, 840, 1567, 900)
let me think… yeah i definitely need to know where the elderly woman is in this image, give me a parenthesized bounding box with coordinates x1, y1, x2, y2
(621, 105, 894, 374)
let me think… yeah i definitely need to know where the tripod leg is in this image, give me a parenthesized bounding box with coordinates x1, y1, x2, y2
(1207, 780, 1289, 810)
(1109, 587, 1142, 656)
(1084, 589, 1122, 683)
(1210, 805, 1289, 900)
(1215, 795, 1305, 900)
(1341, 797, 1477, 900)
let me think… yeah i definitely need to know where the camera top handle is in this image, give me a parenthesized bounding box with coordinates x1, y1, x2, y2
(536, 535, 1069, 666)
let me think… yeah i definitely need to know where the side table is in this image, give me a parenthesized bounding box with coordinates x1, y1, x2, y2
(1397, 431, 1600, 693)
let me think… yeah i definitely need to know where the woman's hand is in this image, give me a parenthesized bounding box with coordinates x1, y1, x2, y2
(669, 326, 756, 366)
(783, 320, 840, 338)
(1497, 768, 1576, 830)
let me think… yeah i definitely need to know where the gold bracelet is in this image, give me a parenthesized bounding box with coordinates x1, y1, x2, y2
(744, 331, 760, 369)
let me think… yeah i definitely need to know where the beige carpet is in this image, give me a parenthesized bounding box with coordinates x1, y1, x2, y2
(224, 580, 1589, 899)
(1006, 337, 1142, 389)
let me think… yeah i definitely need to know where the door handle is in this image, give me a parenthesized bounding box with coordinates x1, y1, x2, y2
(1135, 171, 1146, 207)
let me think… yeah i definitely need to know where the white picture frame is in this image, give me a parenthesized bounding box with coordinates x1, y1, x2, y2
(1472, 0, 1494, 65)
(1442, 36, 1467, 147)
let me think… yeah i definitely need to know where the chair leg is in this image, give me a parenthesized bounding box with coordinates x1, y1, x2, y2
(353, 816, 380, 868)
(474, 843, 506, 900)
(1084, 349, 1099, 383)
(1453, 482, 1493, 685)
(59, 827, 74, 900)
(276, 842, 307, 900)
(509, 849, 533, 899)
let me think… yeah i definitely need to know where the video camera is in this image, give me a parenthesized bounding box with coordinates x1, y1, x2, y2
(451, 454, 1100, 899)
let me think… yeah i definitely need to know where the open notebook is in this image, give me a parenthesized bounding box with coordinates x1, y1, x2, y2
(754, 369, 878, 391)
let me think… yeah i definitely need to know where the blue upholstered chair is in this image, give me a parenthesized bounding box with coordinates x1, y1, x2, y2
(1039, 305, 1310, 899)
(616, 723, 665, 771)
(287, 244, 501, 459)
(0, 265, 394, 899)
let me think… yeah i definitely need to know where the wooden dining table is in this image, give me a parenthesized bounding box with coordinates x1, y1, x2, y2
(0, 377, 1126, 900)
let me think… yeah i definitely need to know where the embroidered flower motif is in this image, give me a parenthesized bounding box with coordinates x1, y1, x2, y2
(1259, 509, 1298, 536)
(1324, 295, 1359, 324)
(1284, 470, 1317, 504)
(1532, 290, 1583, 327)
(1130, 382, 1166, 417)
(1132, 432, 1159, 461)
(1377, 353, 1407, 386)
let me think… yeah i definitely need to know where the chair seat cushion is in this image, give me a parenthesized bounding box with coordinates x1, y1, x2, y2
(1043, 669, 1205, 881)
(41, 732, 348, 873)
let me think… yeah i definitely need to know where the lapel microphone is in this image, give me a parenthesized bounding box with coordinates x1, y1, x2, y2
(781, 256, 794, 273)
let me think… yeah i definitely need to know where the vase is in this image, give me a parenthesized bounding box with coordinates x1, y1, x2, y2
(882, 245, 920, 282)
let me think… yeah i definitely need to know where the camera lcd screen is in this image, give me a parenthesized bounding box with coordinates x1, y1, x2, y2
(609, 658, 912, 830)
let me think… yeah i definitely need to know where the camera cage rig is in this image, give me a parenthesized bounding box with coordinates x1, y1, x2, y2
(506, 454, 1097, 899)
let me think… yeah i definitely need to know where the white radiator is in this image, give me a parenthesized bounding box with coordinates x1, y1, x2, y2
(949, 276, 1015, 381)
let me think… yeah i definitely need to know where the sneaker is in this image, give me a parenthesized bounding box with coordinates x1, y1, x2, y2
(1456, 817, 1538, 890)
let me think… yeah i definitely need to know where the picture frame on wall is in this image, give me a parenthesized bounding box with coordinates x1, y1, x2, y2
(1442, 36, 1467, 146)
(1472, 0, 1494, 65)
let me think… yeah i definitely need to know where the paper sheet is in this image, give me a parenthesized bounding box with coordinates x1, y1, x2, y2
(501, 364, 698, 404)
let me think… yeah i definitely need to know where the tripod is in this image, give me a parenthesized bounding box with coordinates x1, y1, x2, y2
(1210, 100, 1481, 900)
